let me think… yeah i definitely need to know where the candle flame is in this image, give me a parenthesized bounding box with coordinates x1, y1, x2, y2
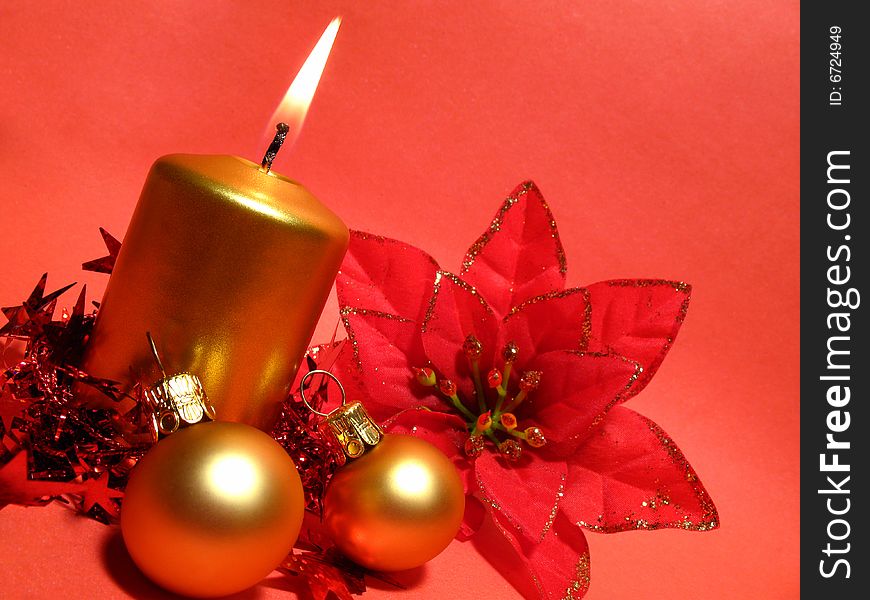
(264, 17, 341, 153)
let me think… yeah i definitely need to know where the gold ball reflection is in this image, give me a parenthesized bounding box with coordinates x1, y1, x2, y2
(121, 422, 304, 597)
(323, 434, 465, 571)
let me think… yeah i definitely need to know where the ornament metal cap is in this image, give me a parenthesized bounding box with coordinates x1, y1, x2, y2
(144, 332, 216, 436)
(299, 370, 383, 465)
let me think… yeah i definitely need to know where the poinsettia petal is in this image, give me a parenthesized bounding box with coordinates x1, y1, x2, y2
(486, 508, 591, 599)
(382, 406, 468, 465)
(420, 271, 499, 401)
(458, 495, 488, 540)
(563, 406, 719, 533)
(334, 310, 443, 422)
(475, 452, 567, 543)
(519, 351, 641, 456)
(460, 181, 567, 318)
(585, 279, 691, 399)
(501, 287, 591, 355)
(337, 231, 440, 321)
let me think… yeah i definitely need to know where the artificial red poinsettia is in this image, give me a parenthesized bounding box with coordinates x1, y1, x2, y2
(331, 181, 718, 598)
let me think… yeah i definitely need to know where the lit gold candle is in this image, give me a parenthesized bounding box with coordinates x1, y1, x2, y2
(81, 19, 347, 431)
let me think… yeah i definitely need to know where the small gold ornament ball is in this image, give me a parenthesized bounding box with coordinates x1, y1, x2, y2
(323, 434, 465, 571)
(121, 422, 305, 598)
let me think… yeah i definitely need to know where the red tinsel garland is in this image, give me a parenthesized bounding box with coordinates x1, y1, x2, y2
(3, 180, 721, 599)
(0, 232, 374, 599)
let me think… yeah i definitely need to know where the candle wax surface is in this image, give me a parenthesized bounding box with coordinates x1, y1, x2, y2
(82, 154, 348, 431)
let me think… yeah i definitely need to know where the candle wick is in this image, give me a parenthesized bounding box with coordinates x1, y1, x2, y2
(260, 122, 290, 173)
(146, 331, 167, 379)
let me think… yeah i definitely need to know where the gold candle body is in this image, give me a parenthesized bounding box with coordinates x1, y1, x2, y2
(81, 154, 348, 431)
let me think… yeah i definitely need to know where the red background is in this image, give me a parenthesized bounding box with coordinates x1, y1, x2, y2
(0, 2, 799, 599)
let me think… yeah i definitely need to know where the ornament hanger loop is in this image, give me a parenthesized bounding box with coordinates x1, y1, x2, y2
(299, 369, 346, 417)
(146, 331, 167, 378)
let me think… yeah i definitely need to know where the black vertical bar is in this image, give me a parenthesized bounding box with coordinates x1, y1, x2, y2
(801, 2, 867, 597)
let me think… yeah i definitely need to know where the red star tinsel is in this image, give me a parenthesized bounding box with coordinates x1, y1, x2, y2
(0, 231, 385, 597)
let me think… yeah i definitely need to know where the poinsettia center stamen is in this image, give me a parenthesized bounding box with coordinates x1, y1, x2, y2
(472, 411, 492, 436)
(502, 425, 547, 446)
(498, 439, 522, 461)
(501, 341, 518, 383)
(464, 435, 485, 458)
(462, 334, 487, 413)
(487, 368, 504, 392)
(412, 366, 436, 387)
(412, 339, 547, 461)
(502, 370, 541, 413)
(524, 426, 547, 448)
(435, 377, 476, 422)
(489, 368, 507, 413)
(499, 412, 517, 430)
(494, 342, 518, 413)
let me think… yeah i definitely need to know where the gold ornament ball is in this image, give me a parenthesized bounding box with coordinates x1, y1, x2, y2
(323, 434, 465, 571)
(121, 421, 305, 597)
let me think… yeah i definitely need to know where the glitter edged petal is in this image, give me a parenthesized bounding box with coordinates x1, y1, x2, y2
(460, 181, 567, 318)
(501, 287, 591, 354)
(585, 279, 691, 400)
(563, 406, 719, 533)
(383, 406, 468, 466)
(420, 271, 499, 399)
(334, 311, 439, 423)
(476, 452, 567, 542)
(523, 351, 642, 456)
(487, 507, 591, 599)
(337, 231, 441, 322)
